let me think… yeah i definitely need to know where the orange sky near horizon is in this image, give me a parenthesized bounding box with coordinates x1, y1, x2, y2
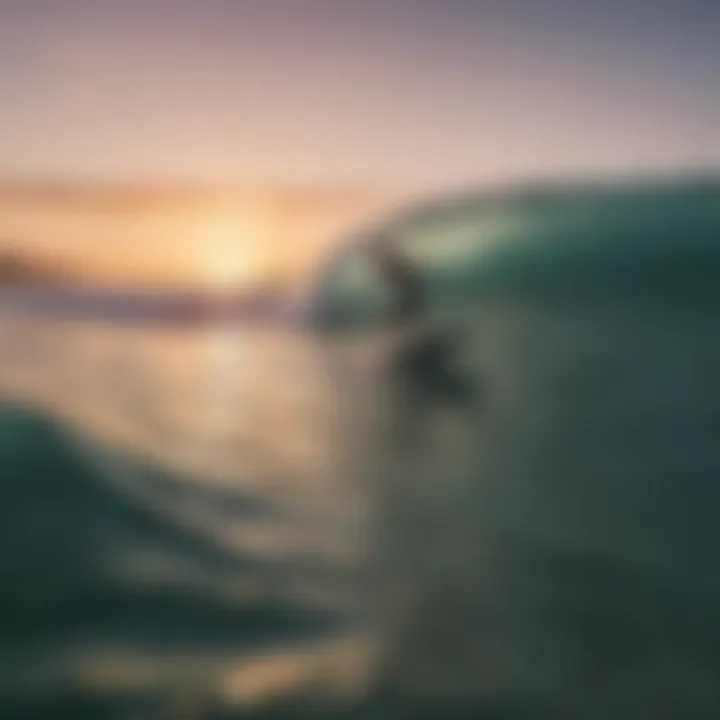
(3, 2, 717, 288)
(0, 185, 404, 289)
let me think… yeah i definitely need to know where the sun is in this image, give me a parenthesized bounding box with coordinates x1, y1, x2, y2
(197, 210, 262, 291)
(203, 246, 256, 291)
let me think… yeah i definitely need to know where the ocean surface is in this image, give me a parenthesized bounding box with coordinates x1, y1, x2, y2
(5, 294, 720, 719)
(0, 310, 383, 718)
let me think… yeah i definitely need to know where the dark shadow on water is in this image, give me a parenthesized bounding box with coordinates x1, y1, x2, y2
(0, 397, 348, 719)
(131, 460, 283, 523)
(0, 692, 548, 720)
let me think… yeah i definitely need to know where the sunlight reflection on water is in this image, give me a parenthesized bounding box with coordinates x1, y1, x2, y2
(0, 311, 376, 715)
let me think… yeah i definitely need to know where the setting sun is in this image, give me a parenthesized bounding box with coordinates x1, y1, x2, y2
(200, 218, 259, 290)
(197, 212, 262, 291)
(202, 248, 259, 291)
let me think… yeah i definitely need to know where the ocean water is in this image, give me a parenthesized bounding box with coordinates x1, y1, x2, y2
(0, 312, 381, 718)
(4, 296, 720, 719)
(371, 301, 720, 719)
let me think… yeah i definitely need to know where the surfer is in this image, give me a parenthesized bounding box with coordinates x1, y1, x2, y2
(374, 244, 425, 325)
(373, 242, 477, 409)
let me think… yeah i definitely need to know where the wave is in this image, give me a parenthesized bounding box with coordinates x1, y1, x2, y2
(0, 399, 350, 718)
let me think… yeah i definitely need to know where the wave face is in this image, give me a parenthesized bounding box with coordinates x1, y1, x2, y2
(365, 182, 720, 718)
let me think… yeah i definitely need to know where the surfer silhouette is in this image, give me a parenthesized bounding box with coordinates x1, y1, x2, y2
(375, 244, 425, 325)
(374, 243, 477, 410)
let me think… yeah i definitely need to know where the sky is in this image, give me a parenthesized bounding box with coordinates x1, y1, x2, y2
(1, 0, 719, 191)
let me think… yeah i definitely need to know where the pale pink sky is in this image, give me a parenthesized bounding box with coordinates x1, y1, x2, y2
(1, 0, 718, 190)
